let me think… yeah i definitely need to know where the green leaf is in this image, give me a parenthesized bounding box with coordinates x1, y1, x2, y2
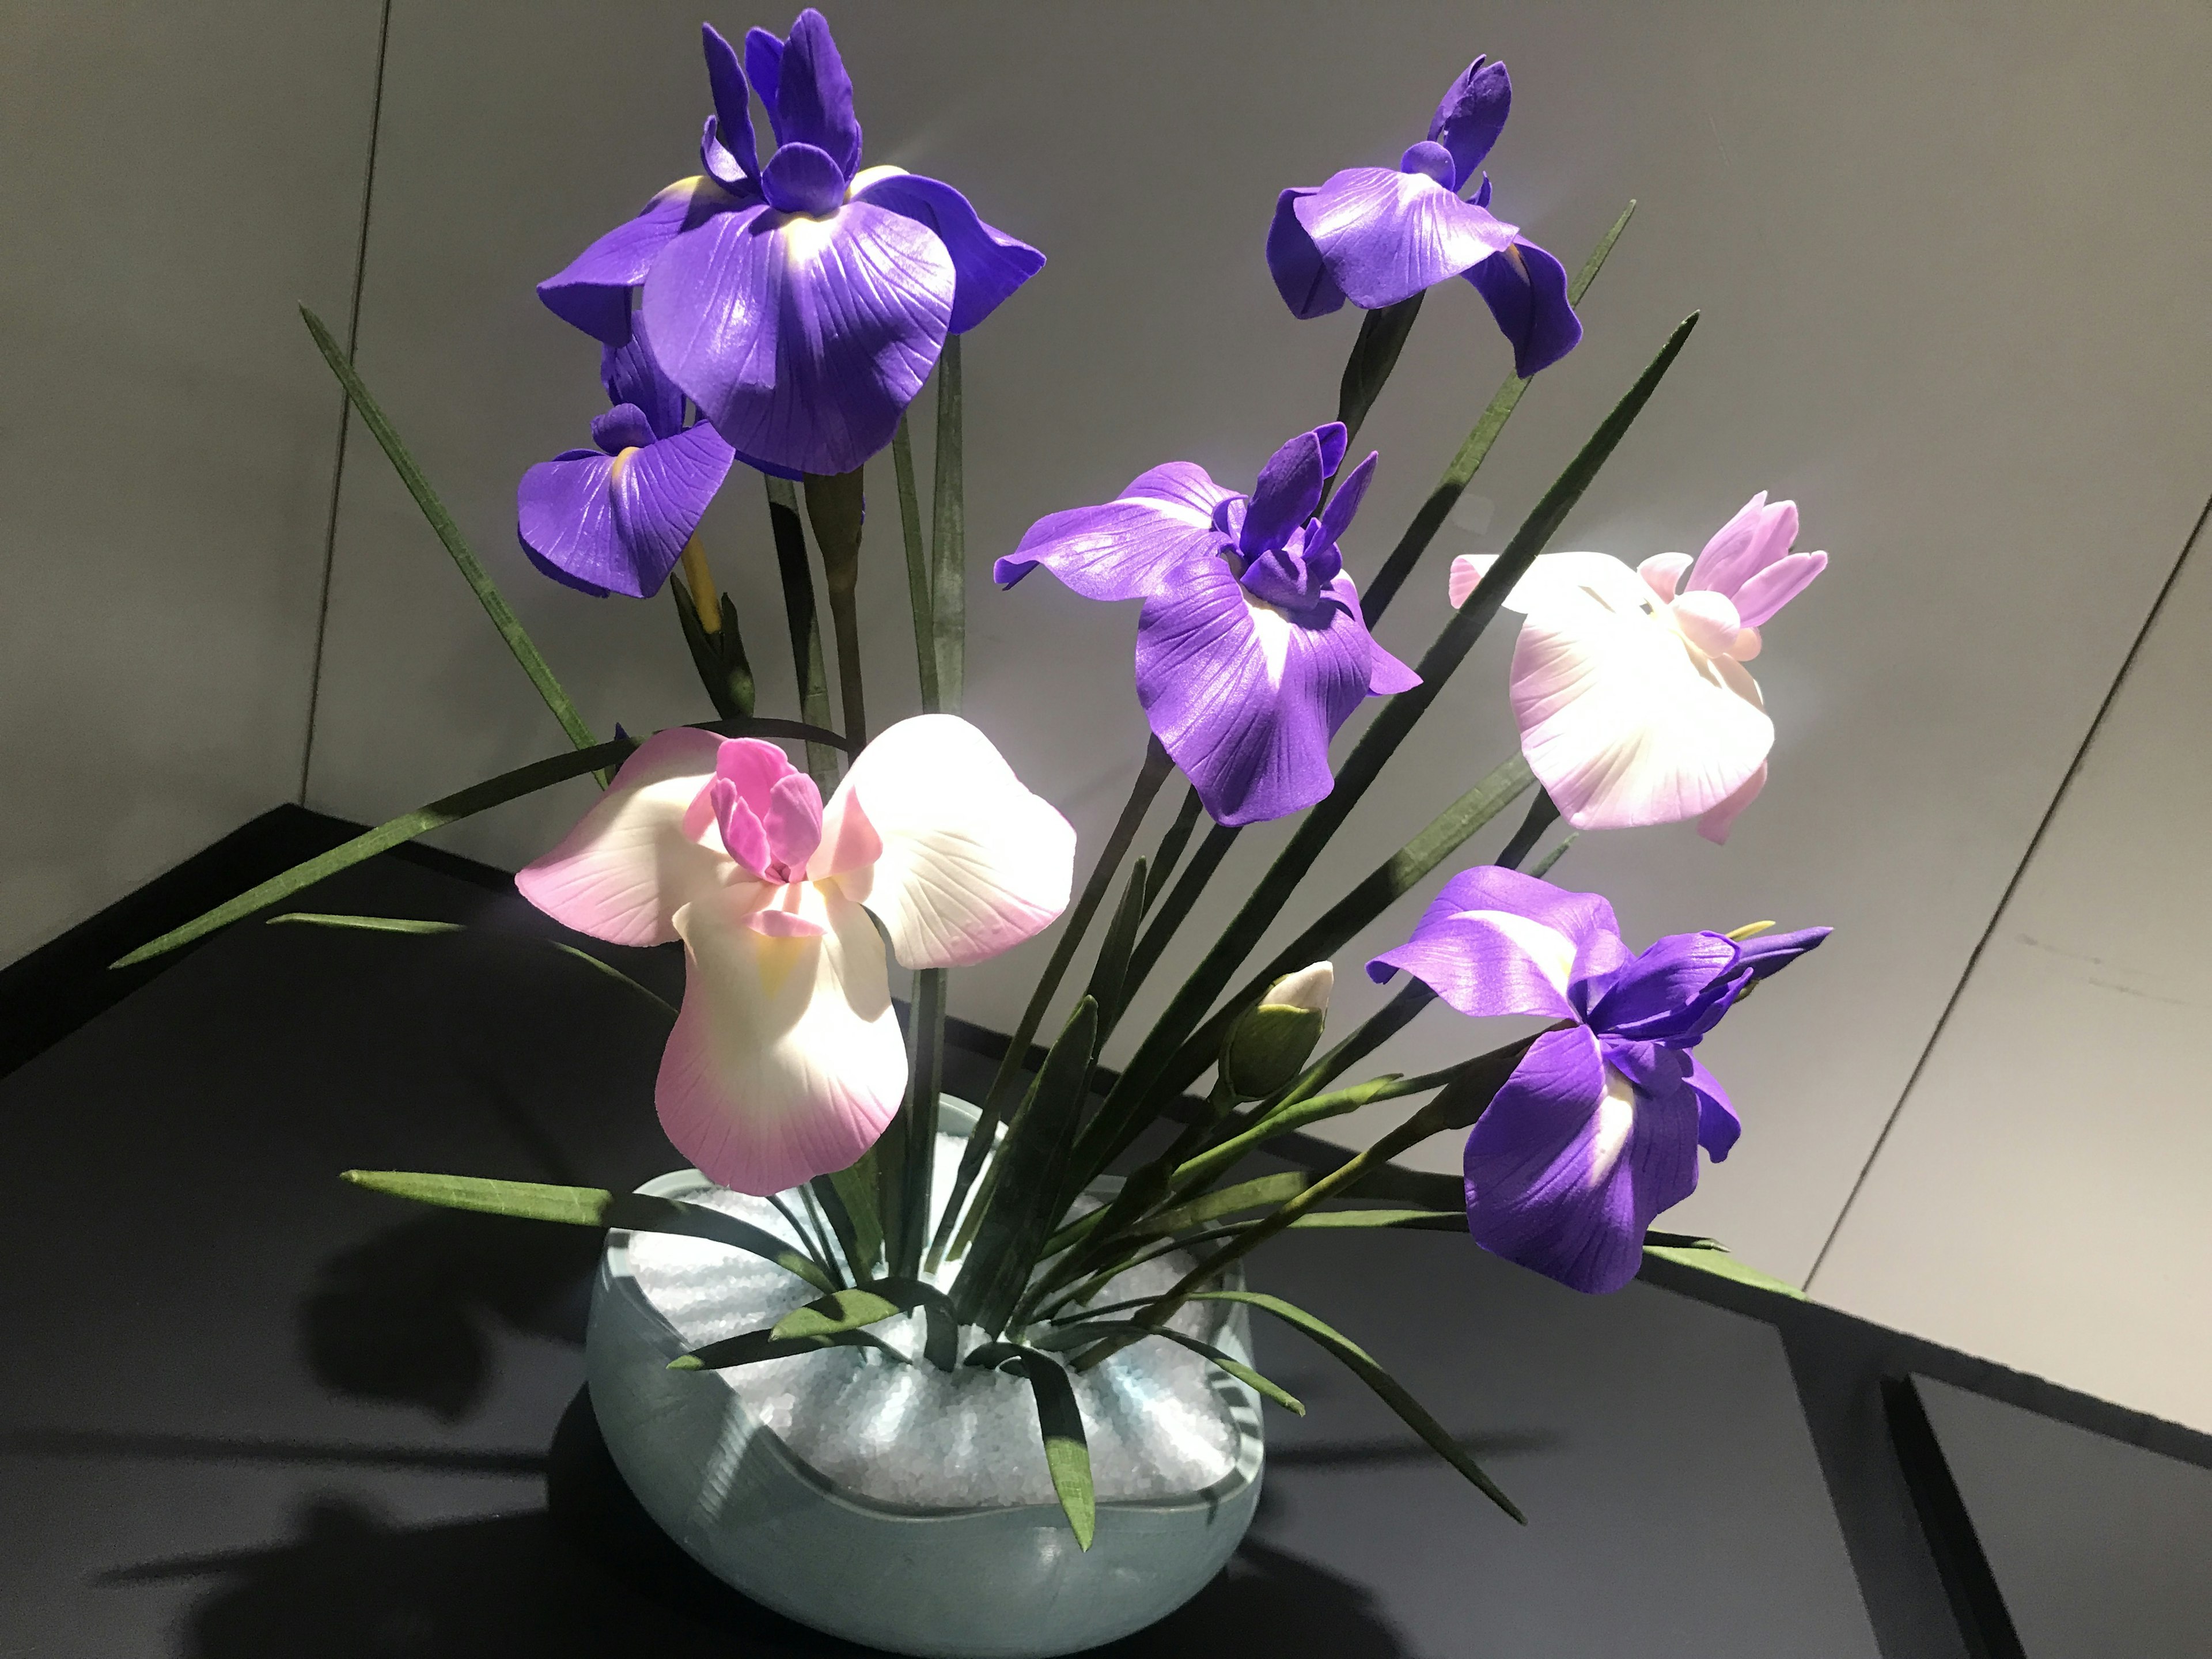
(1028, 1320, 1304, 1415)
(670, 575, 755, 721)
(952, 998, 1099, 1335)
(807, 1174, 864, 1285)
(771, 1275, 960, 1371)
(1117, 820, 1237, 1018)
(1143, 787, 1205, 913)
(338, 1169, 838, 1294)
(805, 466, 870, 749)
(1167, 1071, 1416, 1195)
(930, 334, 965, 713)
(300, 307, 600, 762)
(1082, 857, 1149, 1033)
(892, 966, 948, 1278)
(828, 1153, 885, 1281)
(764, 475, 841, 793)
(1642, 1239, 1806, 1299)
(1289, 1207, 1467, 1232)
(267, 912, 675, 1017)
(963, 1343, 1094, 1549)
(669, 1326, 904, 1371)
(1138, 1172, 1313, 1238)
(891, 415, 939, 710)
(1188, 1290, 1522, 1522)
(1084, 310, 1700, 1173)
(1335, 291, 1426, 450)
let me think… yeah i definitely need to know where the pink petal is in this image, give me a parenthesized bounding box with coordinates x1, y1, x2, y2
(1449, 551, 1653, 618)
(1637, 552, 1692, 604)
(1668, 590, 1743, 657)
(812, 715, 1075, 968)
(1729, 550, 1828, 628)
(1697, 761, 1768, 845)
(657, 885, 906, 1195)
(516, 727, 733, 945)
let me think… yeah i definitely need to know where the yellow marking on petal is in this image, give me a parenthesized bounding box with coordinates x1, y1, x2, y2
(845, 164, 908, 200)
(608, 446, 639, 490)
(781, 211, 843, 267)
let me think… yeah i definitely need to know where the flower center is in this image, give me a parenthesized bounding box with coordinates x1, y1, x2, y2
(709, 767, 824, 884)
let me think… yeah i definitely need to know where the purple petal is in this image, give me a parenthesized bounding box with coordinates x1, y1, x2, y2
(518, 451, 622, 593)
(1266, 188, 1347, 320)
(590, 403, 657, 456)
(744, 27, 785, 132)
(1465, 238, 1583, 378)
(539, 177, 755, 347)
(1580, 930, 1743, 1044)
(642, 200, 952, 477)
(995, 488, 1221, 599)
(851, 172, 1046, 334)
(1464, 1026, 1700, 1294)
(1729, 550, 1828, 628)
(600, 312, 689, 440)
(1685, 1054, 1740, 1162)
(1238, 540, 1335, 612)
(761, 141, 847, 216)
(1125, 461, 1239, 520)
(702, 117, 750, 191)
(1316, 450, 1378, 547)
(1427, 58, 1512, 192)
(1369, 866, 1632, 1016)
(1734, 925, 1831, 979)
(1473, 173, 1493, 208)
(701, 24, 757, 179)
(607, 422, 738, 594)
(1688, 494, 1798, 601)
(1243, 425, 1344, 554)
(1294, 167, 1518, 311)
(1135, 562, 1374, 826)
(1398, 139, 1457, 188)
(772, 9, 862, 178)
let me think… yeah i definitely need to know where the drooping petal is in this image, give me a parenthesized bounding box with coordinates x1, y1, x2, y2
(1580, 930, 1744, 1043)
(770, 8, 863, 179)
(1684, 1054, 1740, 1162)
(700, 23, 757, 180)
(1465, 237, 1582, 377)
(1293, 166, 1517, 311)
(1241, 425, 1344, 555)
(851, 170, 1045, 334)
(1427, 56, 1512, 191)
(1369, 863, 1632, 1018)
(601, 424, 738, 596)
(1266, 188, 1347, 319)
(643, 200, 953, 476)
(600, 310, 690, 440)
(657, 883, 906, 1194)
(1728, 549, 1828, 628)
(1696, 760, 1766, 844)
(538, 177, 756, 347)
(1463, 1026, 1700, 1294)
(1134, 562, 1372, 826)
(994, 466, 1228, 598)
(517, 450, 624, 594)
(1508, 584, 1774, 830)
(516, 726, 737, 945)
(810, 715, 1075, 967)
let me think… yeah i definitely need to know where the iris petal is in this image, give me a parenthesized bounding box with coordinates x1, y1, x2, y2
(851, 171, 1044, 334)
(995, 464, 1229, 598)
(1465, 237, 1583, 377)
(1293, 166, 1517, 310)
(1266, 188, 1347, 319)
(605, 422, 739, 596)
(538, 177, 754, 347)
(1427, 56, 1512, 191)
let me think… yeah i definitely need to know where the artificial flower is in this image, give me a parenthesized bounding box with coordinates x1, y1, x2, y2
(537, 12, 1044, 477)
(1267, 56, 1582, 377)
(994, 422, 1418, 827)
(516, 314, 737, 599)
(517, 716, 1074, 1194)
(1449, 492, 1826, 843)
(1369, 866, 1827, 1293)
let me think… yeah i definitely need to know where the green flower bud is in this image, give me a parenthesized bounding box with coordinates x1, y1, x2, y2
(1221, 963, 1333, 1098)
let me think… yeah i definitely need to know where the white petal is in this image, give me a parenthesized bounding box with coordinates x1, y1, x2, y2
(1263, 962, 1334, 1013)
(515, 727, 733, 946)
(811, 714, 1076, 968)
(1448, 551, 1656, 618)
(657, 883, 906, 1195)
(1509, 589, 1774, 830)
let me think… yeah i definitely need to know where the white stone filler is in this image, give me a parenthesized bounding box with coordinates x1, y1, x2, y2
(626, 1133, 1245, 1509)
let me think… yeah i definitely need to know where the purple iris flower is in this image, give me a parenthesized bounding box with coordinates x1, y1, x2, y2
(995, 423, 1419, 827)
(1267, 56, 1583, 378)
(537, 12, 1045, 478)
(1368, 867, 1828, 1293)
(516, 315, 736, 599)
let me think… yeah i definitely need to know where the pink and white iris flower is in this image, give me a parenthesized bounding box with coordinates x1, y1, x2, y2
(1449, 492, 1825, 844)
(517, 715, 1075, 1194)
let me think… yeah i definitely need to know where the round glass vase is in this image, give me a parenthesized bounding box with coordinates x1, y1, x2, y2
(584, 1097, 1264, 1657)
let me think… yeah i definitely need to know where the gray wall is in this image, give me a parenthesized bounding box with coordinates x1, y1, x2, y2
(11, 3, 2212, 1433)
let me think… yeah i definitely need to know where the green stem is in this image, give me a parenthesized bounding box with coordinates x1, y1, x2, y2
(805, 468, 870, 751)
(892, 416, 940, 710)
(1116, 821, 1237, 1020)
(931, 335, 965, 713)
(893, 967, 948, 1278)
(764, 476, 841, 791)
(927, 737, 1176, 1270)
(1069, 308, 1697, 1194)
(1142, 788, 1206, 912)
(1527, 831, 1580, 880)
(1359, 201, 1637, 628)
(1494, 787, 1561, 871)
(1266, 978, 1436, 1117)
(1335, 292, 1427, 453)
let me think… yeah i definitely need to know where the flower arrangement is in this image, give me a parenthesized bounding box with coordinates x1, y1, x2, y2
(124, 7, 1831, 1626)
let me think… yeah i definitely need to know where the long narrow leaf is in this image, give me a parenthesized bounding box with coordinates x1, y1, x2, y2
(1082, 857, 1149, 1032)
(805, 467, 870, 749)
(930, 335, 965, 711)
(952, 998, 1099, 1334)
(764, 475, 841, 791)
(1119, 820, 1237, 1016)
(267, 912, 675, 1016)
(1641, 1238, 1805, 1298)
(1166, 1072, 1416, 1195)
(339, 1170, 837, 1293)
(669, 1327, 904, 1371)
(963, 1343, 1094, 1548)
(892, 967, 949, 1278)
(1137, 1171, 1312, 1239)
(1335, 291, 1426, 450)
(1029, 1320, 1304, 1415)
(891, 416, 940, 709)
(770, 1276, 960, 1370)
(1143, 787, 1205, 912)
(828, 1154, 885, 1281)
(1188, 1290, 1522, 1521)
(301, 308, 600, 760)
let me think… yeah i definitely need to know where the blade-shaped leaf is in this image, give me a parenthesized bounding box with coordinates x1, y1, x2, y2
(669, 1326, 904, 1371)
(805, 465, 870, 749)
(828, 1153, 885, 1281)
(891, 415, 939, 710)
(764, 475, 841, 793)
(1082, 856, 1148, 1032)
(963, 1342, 1094, 1549)
(670, 574, 756, 721)
(1641, 1237, 1806, 1298)
(771, 1276, 960, 1372)
(1028, 1320, 1304, 1416)
(1187, 1290, 1524, 1522)
(268, 912, 675, 1017)
(1290, 1208, 1467, 1232)
(339, 1170, 837, 1294)
(301, 306, 600, 762)
(1137, 1171, 1312, 1239)
(1143, 787, 1205, 914)
(930, 334, 965, 713)
(952, 998, 1099, 1335)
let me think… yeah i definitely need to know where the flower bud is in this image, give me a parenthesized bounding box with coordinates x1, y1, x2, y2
(1221, 963, 1333, 1098)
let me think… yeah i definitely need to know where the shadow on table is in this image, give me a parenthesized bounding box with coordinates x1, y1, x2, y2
(103, 1389, 1421, 1658)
